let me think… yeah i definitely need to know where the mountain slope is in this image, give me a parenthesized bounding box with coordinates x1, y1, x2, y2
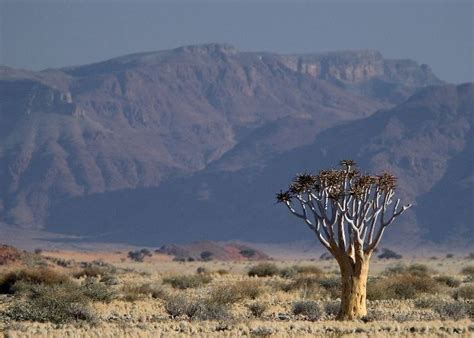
(0, 44, 441, 229)
(46, 84, 473, 246)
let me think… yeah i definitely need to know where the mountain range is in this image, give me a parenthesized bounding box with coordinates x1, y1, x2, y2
(0, 43, 471, 247)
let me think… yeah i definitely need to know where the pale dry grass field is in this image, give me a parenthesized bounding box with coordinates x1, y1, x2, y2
(0, 250, 473, 337)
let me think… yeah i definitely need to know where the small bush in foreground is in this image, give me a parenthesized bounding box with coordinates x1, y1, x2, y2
(248, 302, 268, 317)
(163, 274, 212, 289)
(81, 278, 115, 302)
(164, 296, 230, 320)
(435, 302, 470, 320)
(435, 275, 461, 288)
(248, 263, 279, 277)
(4, 282, 97, 324)
(367, 274, 439, 300)
(209, 280, 261, 305)
(453, 284, 474, 300)
(292, 300, 322, 321)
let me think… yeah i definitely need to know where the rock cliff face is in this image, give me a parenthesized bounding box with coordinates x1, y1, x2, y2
(1, 44, 460, 246)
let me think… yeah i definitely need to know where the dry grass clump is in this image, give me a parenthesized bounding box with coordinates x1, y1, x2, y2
(162, 274, 212, 289)
(209, 280, 262, 305)
(164, 295, 230, 320)
(121, 283, 167, 301)
(0, 268, 69, 294)
(367, 274, 439, 300)
(435, 275, 461, 288)
(318, 277, 341, 299)
(292, 300, 322, 321)
(248, 263, 279, 277)
(247, 301, 268, 317)
(250, 326, 274, 337)
(384, 263, 431, 277)
(73, 266, 109, 278)
(453, 284, 474, 300)
(279, 265, 323, 278)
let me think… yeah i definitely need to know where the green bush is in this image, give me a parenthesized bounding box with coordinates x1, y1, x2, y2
(81, 278, 115, 302)
(3, 282, 97, 324)
(248, 263, 279, 277)
(292, 300, 322, 321)
(162, 274, 212, 289)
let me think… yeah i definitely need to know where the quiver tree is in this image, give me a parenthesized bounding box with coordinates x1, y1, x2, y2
(276, 160, 411, 320)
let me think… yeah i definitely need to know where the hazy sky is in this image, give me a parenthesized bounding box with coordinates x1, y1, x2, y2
(0, 1, 472, 83)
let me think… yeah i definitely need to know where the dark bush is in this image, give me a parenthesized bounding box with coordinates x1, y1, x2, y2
(162, 274, 212, 289)
(240, 249, 256, 258)
(128, 249, 152, 262)
(248, 302, 268, 317)
(320, 252, 332, 261)
(0, 268, 69, 294)
(200, 251, 213, 261)
(319, 277, 341, 299)
(248, 263, 279, 277)
(461, 265, 474, 276)
(378, 248, 402, 260)
(196, 267, 208, 274)
(292, 300, 322, 321)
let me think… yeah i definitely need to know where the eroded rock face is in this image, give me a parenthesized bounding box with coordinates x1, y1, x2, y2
(0, 44, 444, 232)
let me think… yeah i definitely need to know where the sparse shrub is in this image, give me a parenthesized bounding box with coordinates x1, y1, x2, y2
(292, 300, 322, 321)
(122, 282, 166, 301)
(196, 266, 208, 274)
(319, 277, 341, 299)
(34, 248, 43, 255)
(164, 295, 190, 318)
(378, 248, 402, 260)
(383, 264, 407, 275)
(248, 263, 279, 277)
(128, 249, 152, 262)
(250, 327, 274, 337)
(209, 280, 261, 305)
(414, 296, 442, 309)
(461, 265, 474, 276)
(100, 274, 120, 286)
(282, 275, 323, 299)
(200, 251, 213, 261)
(279, 266, 298, 279)
(446, 253, 454, 259)
(3, 282, 97, 324)
(361, 309, 389, 322)
(216, 269, 228, 275)
(435, 275, 461, 288)
(0, 268, 69, 294)
(324, 301, 340, 316)
(240, 249, 256, 258)
(320, 252, 332, 261)
(248, 302, 268, 317)
(406, 264, 430, 276)
(453, 285, 474, 300)
(187, 301, 230, 321)
(435, 302, 469, 320)
(162, 274, 212, 289)
(81, 278, 115, 302)
(73, 266, 108, 278)
(367, 274, 439, 300)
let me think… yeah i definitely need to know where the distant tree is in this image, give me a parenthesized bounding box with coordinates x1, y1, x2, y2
(128, 248, 152, 262)
(240, 248, 256, 258)
(378, 248, 402, 260)
(276, 160, 411, 320)
(200, 251, 213, 261)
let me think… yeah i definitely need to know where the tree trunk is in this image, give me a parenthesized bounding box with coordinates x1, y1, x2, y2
(336, 254, 370, 320)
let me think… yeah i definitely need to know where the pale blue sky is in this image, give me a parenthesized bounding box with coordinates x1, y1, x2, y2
(0, 0, 472, 83)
